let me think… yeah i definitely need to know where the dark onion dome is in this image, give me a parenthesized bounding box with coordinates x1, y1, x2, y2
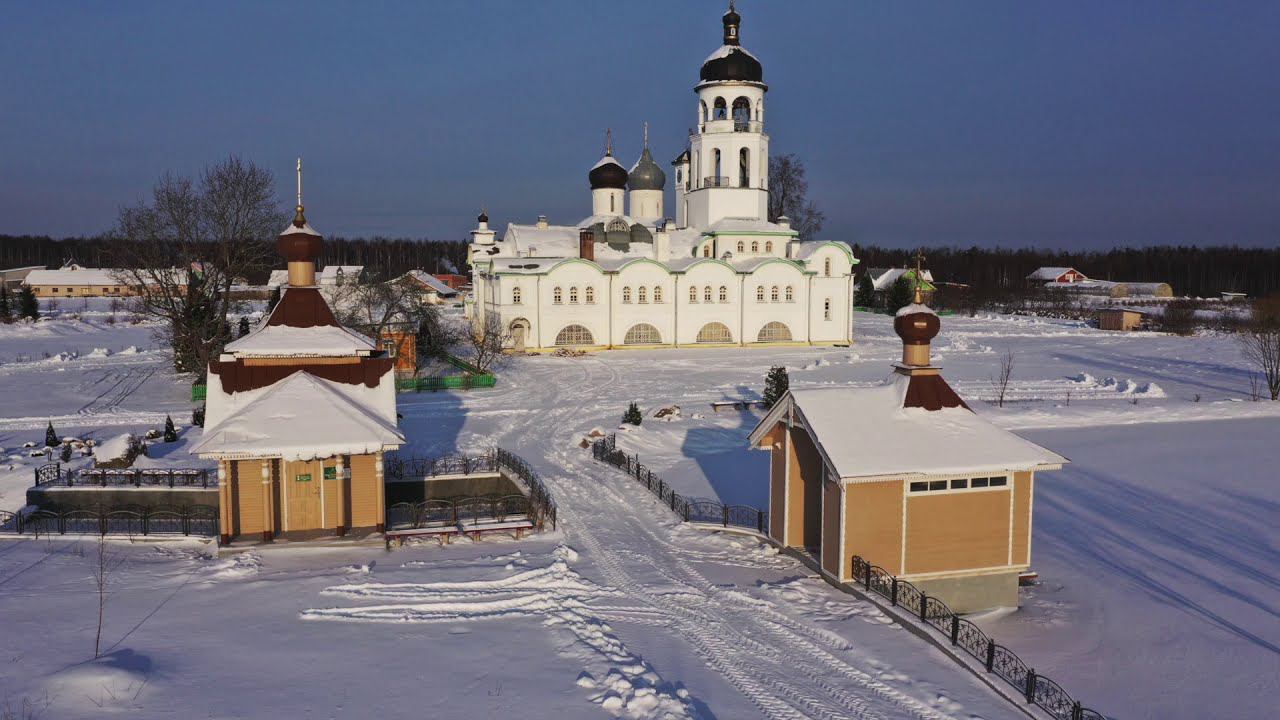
(627, 147, 666, 191)
(700, 4, 763, 83)
(477, 209, 488, 224)
(589, 153, 628, 190)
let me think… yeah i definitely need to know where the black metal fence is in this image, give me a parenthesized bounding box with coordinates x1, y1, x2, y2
(852, 557, 1107, 720)
(383, 452, 497, 482)
(0, 505, 218, 537)
(33, 463, 213, 489)
(383, 447, 557, 531)
(590, 434, 767, 534)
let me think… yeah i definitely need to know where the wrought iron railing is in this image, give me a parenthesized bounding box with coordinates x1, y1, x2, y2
(851, 556, 1107, 720)
(32, 463, 213, 489)
(383, 447, 557, 531)
(387, 495, 531, 530)
(589, 434, 767, 534)
(0, 505, 218, 537)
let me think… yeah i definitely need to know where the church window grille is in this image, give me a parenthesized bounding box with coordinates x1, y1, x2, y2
(689, 286, 698, 303)
(703, 286, 713, 303)
(770, 286, 779, 302)
(553, 287, 563, 304)
(555, 324, 594, 346)
(569, 286, 579, 304)
(653, 286, 663, 303)
(696, 322, 733, 343)
(719, 286, 728, 303)
(585, 286, 595, 304)
(638, 286, 648, 304)
(624, 323, 662, 345)
(757, 321, 793, 343)
(756, 285, 765, 302)
(622, 286, 632, 304)
(512, 287, 522, 304)
(785, 286, 794, 302)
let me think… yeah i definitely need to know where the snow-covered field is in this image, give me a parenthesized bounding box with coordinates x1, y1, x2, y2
(1, 306, 1276, 719)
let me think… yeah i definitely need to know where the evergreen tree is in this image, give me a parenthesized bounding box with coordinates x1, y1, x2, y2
(59, 443, 72, 463)
(45, 421, 58, 448)
(855, 272, 875, 308)
(163, 414, 178, 442)
(266, 285, 282, 314)
(18, 286, 39, 320)
(763, 365, 790, 409)
(0, 286, 11, 322)
(886, 276, 914, 314)
(238, 316, 251, 337)
(622, 401, 643, 426)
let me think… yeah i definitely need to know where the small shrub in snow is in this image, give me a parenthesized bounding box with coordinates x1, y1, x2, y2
(163, 415, 178, 442)
(192, 405, 206, 428)
(59, 444, 72, 463)
(44, 422, 58, 449)
(622, 402, 642, 426)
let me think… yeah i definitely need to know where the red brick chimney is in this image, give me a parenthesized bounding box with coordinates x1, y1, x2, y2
(579, 230, 595, 261)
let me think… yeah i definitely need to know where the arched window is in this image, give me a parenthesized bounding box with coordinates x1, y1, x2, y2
(585, 286, 595, 304)
(770, 286, 779, 302)
(785, 286, 794, 302)
(610, 194, 615, 213)
(569, 286, 579, 304)
(512, 287, 522, 304)
(713, 96, 727, 120)
(757, 321, 793, 343)
(696, 322, 733, 343)
(751, 241, 759, 253)
(719, 285, 728, 303)
(703, 286, 713, 303)
(622, 286, 632, 304)
(624, 323, 662, 345)
(555, 324, 594, 346)
(553, 286, 563, 304)
(638, 286, 648, 304)
(756, 285, 765, 302)
(737, 241, 745, 253)
(732, 96, 751, 125)
(653, 286, 663, 303)
(755, 98, 764, 121)
(739, 147, 749, 187)
(824, 298, 832, 320)
(703, 245, 712, 258)
(824, 258, 832, 277)
(764, 241, 773, 253)
(713, 149, 722, 184)
(700, 99, 708, 123)
(689, 286, 698, 303)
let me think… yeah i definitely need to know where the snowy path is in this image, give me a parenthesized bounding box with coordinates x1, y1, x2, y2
(393, 357, 1023, 719)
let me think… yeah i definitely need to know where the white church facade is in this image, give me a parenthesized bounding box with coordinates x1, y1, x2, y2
(468, 4, 858, 351)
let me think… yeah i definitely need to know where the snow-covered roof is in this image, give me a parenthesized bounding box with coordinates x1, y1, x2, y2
(750, 375, 1067, 481)
(704, 43, 760, 64)
(591, 155, 624, 171)
(224, 323, 376, 357)
(703, 217, 796, 235)
(497, 222, 705, 266)
(192, 372, 403, 461)
(871, 268, 934, 291)
(25, 268, 128, 286)
(895, 302, 936, 317)
(281, 221, 320, 236)
(401, 270, 458, 296)
(1027, 267, 1082, 281)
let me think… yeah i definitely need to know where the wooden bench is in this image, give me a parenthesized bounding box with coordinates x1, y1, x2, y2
(458, 517, 534, 542)
(385, 524, 459, 548)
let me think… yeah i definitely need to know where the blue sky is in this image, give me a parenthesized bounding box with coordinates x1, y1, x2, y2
(2, 1, 1277, 248)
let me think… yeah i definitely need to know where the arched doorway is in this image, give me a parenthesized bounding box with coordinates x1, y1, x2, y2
(696, 322, 733, 344)
(554, 324, 594, 347)
(509, 318, 531, 352)
(623, 323, 662, 345)
(757, 321, 793, 343)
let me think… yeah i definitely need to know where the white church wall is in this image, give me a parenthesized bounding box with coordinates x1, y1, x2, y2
(677, 261, 741, 345)
(742, 261, 810, 343)
(613, 260, 676, 346)
(540, 262, 608, 348)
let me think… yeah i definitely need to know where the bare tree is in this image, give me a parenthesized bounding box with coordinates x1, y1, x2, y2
(991, 349, 1015, 407)
(92, 535, 115, 659)
(330, 275, 435, 342)
(1239, 295, 1280, 400)
(767, 154, 825, 241)
(111, 157, 286, 374)
(468, 315, 511, 372)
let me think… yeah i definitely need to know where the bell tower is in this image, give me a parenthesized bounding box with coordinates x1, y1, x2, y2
(685, 2, 769, 228)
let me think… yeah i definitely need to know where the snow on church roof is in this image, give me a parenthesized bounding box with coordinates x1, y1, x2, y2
(703, 43, 761, 64)
(224, 323, 376, 357)
(751, 374, 1067, 482)
(192, 371, 404, 461)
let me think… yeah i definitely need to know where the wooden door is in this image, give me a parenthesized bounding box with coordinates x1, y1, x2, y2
(286, 460, 322, 530)
(512, 322, 526, 352)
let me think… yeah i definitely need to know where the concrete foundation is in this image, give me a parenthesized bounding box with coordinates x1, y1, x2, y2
(908, 570, 1020, 614)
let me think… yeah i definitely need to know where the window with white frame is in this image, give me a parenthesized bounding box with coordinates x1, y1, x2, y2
(770, 286, 779, 302)
(638, 286, 648, 304)
(719, 285, 728, 302)
(569, 286, 579, 304)
(653, 286, 663, 303)
(823, 298, 831, 320)
(512, 286, 522, 304)
(585, 286, 595, 303)
(756, 285, 765, 302)
(785, 285, 794, 302)
(622, 286, 632, 304)
(909, 476, 1008, 493)
(703, 286, 713, 303)
(553, 286, 562, 304)
(689, 286, 698, 303)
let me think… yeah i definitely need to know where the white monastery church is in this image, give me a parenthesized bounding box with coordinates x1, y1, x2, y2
(468, 4, 859, 351)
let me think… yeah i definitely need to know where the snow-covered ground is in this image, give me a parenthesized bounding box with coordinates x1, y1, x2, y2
(1, 307, 1276, 719)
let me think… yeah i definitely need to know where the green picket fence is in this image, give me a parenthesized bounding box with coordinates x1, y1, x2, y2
(396, 355, 495, 393)
(192, 384, 207, 402)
